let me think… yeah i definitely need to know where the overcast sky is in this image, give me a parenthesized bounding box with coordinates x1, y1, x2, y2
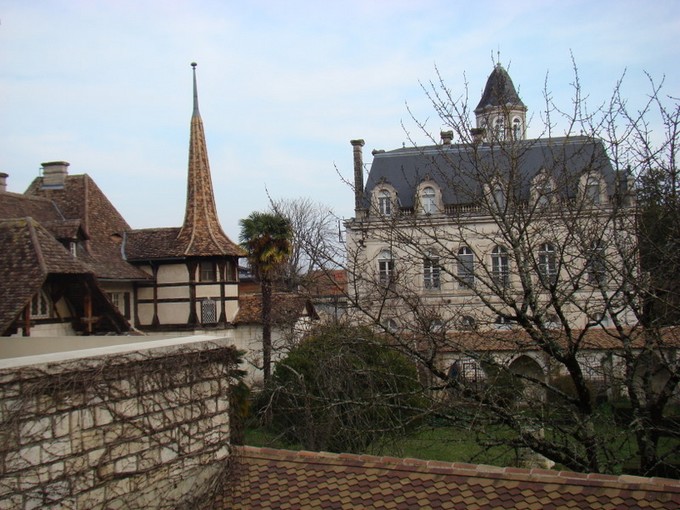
(2, 1, 679, 240)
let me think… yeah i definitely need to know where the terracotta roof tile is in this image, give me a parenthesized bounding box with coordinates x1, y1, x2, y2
(215, 446, 680, 509)
(25, 175, 151, 281)
(233, 292, 318, 325)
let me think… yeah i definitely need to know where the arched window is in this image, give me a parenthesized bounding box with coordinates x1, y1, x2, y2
(512, 117, 522, 140)
(538, 243, 557, 284)
(459, 315, 476, 330)
(378, 190, 392, 215)
(494, 117, 505, 141)
(491, 245, 509, 288)
(533, 172, 554, 207)
(457, 246, 474, 288)
(31, 290, 51, 318)
(422, 186, 436, 214)
(423, 252, 441, 289)
(378, 250, 395, 286)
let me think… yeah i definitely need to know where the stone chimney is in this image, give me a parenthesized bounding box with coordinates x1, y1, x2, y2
(41, 161, 70, 189)
(0, 173, 7, 192)
(351, 139, 365, 216)
(441, 130, 453, 145)
(470, 128, 486, 144)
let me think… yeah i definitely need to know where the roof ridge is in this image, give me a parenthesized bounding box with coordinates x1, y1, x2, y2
(238, 445, 680, 491)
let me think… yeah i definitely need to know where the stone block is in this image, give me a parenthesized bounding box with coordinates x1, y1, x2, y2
(0, 473, 18, 497)
(41, 435, 72, 462)
(94, 406, 114, 426)
(113, 455, 137, 475)
(20, 416, 52, 444)
(53, 412, 71, 438)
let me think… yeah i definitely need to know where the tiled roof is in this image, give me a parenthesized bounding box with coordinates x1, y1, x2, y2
(25, 175, 151, 281)
(233, 293, 318, 325)
(302, 269, 348, 298)
(0, 218, 93, 334)
(217, 446, 680, 509)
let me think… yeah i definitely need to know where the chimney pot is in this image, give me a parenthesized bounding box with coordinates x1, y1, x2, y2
(440, 130, 453, 145)
(0, 173, 7, 192)
(41, 161, 70, 189)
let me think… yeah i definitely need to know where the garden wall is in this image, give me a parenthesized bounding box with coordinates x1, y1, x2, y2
(0, 335, 238, 509)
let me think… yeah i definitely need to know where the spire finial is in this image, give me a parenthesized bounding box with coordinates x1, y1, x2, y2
(191, 62, 199, 116)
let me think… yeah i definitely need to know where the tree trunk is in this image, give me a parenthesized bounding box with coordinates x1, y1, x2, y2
(261, 278, 273, 383)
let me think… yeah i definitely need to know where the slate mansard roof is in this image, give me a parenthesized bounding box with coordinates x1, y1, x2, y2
(363, 136, 626, 212)
(217, 446, 680, 509)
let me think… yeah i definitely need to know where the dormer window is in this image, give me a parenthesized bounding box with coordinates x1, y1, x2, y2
(422, 186, 436, 214)
(378, 190, 392, 216)
(31, 290, 51, 319)
(582, 172, 605, 206)
(533, 172, 555, 207)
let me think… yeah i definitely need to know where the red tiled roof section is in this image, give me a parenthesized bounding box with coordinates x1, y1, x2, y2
(25, 175, 151, 281)
(233, 293, 317, 325)
(216, 446, 680, 509)
(0, 218, 93, 334)
(302, 269, 347, 298)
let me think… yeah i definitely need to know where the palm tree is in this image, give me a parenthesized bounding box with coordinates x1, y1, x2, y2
(239, 211, 292, 383)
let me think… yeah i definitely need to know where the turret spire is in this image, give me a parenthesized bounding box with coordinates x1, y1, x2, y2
(176, 62, 243, 257)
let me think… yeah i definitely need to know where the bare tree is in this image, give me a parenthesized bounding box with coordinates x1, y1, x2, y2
(331, 61, 680, 476)
(269, 196, 343, 289)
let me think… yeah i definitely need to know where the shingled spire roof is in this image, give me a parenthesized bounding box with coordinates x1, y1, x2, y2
(474, 63, 526, 113)
(175, 63, 243, 257)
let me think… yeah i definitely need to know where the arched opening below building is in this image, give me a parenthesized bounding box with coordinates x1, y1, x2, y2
(509, 355, 546, 403)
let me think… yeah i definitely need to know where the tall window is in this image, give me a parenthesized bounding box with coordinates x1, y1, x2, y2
(538, 243, 557, 284)
(587, 241, 606, 285)
(494, 117, 505, 141)
(585, 175, 601, 205)
(423, 253, 441, 289)
(491, 245, 509, 288)
(512, 117, 522, 140)
(422, 186, 436, 214)
(199, 261, 217, 282)
(457, 246, 475, 288)
(378, 190, 392, 216)
(378, 250, 395, 286)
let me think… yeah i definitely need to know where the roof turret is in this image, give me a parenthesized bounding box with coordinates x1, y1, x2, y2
(475, 63, 526, 113)
(176, 63, 243, 257)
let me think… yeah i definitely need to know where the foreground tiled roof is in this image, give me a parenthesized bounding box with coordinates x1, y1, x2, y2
(217, 446, 680, 509)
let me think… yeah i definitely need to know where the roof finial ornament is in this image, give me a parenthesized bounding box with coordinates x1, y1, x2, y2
(191, 61, 199, 116)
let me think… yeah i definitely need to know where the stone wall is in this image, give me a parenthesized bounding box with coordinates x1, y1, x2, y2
(0, 337, 238, 509)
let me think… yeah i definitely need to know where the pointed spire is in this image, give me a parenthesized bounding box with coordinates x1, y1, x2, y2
(191, 62, 200, 117)
(474, 63, 526, 113)
(176, 63, 244, 257)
